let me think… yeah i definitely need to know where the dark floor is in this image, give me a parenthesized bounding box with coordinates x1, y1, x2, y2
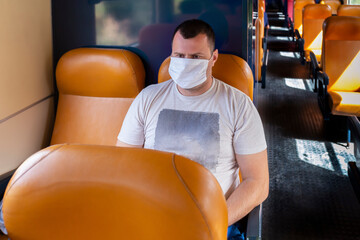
(258, 12, 360, 240)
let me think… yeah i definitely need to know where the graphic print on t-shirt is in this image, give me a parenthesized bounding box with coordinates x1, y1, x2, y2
(154, 109, 220, 170)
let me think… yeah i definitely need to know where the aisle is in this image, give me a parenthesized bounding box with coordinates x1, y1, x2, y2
(257, 12, 360, 240)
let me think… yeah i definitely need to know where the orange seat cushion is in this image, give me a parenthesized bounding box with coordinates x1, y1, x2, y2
(329, 91, 360, 116)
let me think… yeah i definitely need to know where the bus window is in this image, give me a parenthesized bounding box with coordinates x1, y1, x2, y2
(95, 0, 155, 46)
(348, 0, 360, 4)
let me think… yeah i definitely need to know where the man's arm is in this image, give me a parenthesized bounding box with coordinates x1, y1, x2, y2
(116, 140, 143, 148)
(226, 149, 269, 226)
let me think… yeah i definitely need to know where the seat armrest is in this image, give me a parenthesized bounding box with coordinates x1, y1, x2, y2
(294, 29, 301, 40)
(315, 69, 330, 119)
(348, 162, 360, 203)
(349, 116, 360, 161)
(297, 37, 305, 64)
(309, 51, 320, 91)
(246, 204, 262, 240)
(317, 70, 329, 88)
(309, 51, 320, 72)
(316, 70, 329, 100)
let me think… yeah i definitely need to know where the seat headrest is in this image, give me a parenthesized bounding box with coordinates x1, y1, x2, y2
(337, 5, 360, 17)
(294, 0, 315, 10)
(303, 4, 332, 19)
(323, 16, 360, 41)
(3, 144, 227, 240)
(56, 48, 145, 98)
(158, 54, 253, 100)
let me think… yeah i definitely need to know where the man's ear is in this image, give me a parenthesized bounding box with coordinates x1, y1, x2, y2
(211, 49, 219, 66)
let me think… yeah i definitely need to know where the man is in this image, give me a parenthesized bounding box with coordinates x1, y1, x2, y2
(117, 19, 269, 238)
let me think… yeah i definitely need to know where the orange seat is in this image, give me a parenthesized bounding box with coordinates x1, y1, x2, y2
(294, 0, 315, 37)
(158, 53, 254, 100)
(337, 5, 360, 17)
(302, 4, 332, 62)
(255, 0, 268, 88)
(316, 16, 360, 117)
(51, 48, 145, 146)
(322, 0, 341, 15)
(2, 144, 228, 240)
(255, 16, 264, 84)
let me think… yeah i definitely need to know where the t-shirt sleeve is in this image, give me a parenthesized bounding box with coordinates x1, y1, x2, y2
(233, 97, 267, 155)
(117, 91, 146, 146)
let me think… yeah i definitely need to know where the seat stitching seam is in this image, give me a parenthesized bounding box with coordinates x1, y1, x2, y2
(171, 154, 213, 240)
(4, 144, 67, 196)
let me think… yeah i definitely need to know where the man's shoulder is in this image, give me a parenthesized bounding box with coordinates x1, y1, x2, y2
(214, 78, 250, 100)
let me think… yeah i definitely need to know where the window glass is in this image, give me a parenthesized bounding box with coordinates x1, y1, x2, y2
(95, 0, 154, 45)
(349, 0, 360, 4)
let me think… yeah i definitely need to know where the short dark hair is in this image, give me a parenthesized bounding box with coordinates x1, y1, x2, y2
(172, 19, 216, 52)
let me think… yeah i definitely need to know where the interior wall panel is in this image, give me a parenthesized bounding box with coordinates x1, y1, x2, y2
(0, 0, 53, 119)
(0, 0, 54, 175)
(0, 98, 54, 175)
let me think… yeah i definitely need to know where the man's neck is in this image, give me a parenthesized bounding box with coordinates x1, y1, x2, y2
(177, 77, 213, 96)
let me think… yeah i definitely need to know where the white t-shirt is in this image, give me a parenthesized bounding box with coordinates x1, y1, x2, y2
(118, 78, 267, 198)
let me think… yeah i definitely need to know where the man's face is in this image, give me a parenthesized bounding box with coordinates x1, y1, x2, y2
(171, 31, 218, 80)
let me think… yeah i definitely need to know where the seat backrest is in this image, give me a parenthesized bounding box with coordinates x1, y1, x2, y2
(158, 54, 254, 100)
(51, 48, 145, 146)
(294, 0, 316, 35)
(322, 16, 360, 92)
(2, 144, 228, 240)
(303, 4, 332, 52)
(337, 5, 360, 17)
(323, 0, 341, 15)
(255, 17, 264, 82)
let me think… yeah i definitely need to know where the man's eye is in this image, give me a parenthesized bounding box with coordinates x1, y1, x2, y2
(178, 54, 185, 58)
(192, 55, 200, 59)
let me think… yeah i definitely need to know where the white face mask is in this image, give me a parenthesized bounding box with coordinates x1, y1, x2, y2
(168, 57, 210, 89)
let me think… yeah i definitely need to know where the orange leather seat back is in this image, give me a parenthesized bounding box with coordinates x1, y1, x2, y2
(56, 48, 145, 98)
(303, 4, 332, 60)
(2, 144, 228, 240)
(322, 16, 360, 92)
(323, 0, 341, 15)
(294, 0, 315, 35)
(51, 48, 145, 146)
(255, 17, 264, 82)
(158, 54, 254, 100)
(337, 5, 360, 17)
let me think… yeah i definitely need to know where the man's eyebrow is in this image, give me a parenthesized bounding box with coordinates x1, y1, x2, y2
(172, 52, 205, 55)
(189, 52, 204, 56)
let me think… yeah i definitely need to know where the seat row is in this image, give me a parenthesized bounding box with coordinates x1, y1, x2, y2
(289, 1, 360, 121)
(298, 4, 360, 63)
(309, 16, 360, 119)
(255, 0, 269, 88)
(1, 48, 258, 239)
(288, 0, 356, 33)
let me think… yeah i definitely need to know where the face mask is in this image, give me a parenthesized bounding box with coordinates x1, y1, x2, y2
(168, 57, 210, 89)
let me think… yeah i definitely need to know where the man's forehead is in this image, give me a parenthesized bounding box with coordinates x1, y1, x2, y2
(172, 32, 211, 53)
